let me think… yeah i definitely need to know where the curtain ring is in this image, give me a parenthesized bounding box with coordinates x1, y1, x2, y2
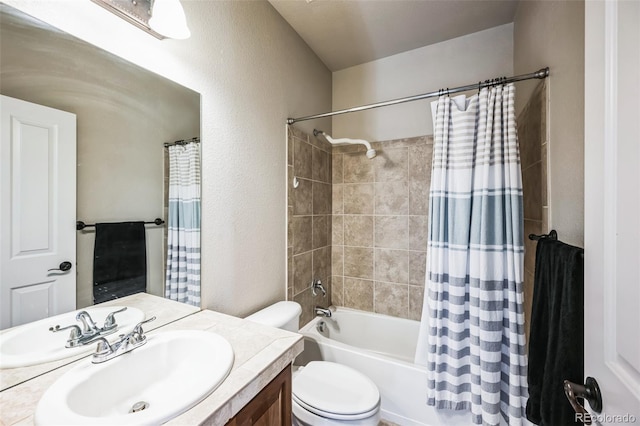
(446, 87, 450, 96)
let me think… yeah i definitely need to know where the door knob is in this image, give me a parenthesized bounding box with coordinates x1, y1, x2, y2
(564, 377, 603, 425)
(48, 261, 72, 272)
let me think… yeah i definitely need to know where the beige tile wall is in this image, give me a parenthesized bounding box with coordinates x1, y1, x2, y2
(331, 136, 433, 320)
(287, 126, 332, 327)
(518, 80, 549, 344)
(288, 90, 549, 330)
(285, 87, 545, 330)
(289, 115, 543, 328)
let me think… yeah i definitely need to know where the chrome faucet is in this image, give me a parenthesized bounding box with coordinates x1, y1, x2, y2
(314, 306, 332, 318)
(91, 316, 156, 364)
(50, 307, 127, 348)
(76, 310, 99, 335)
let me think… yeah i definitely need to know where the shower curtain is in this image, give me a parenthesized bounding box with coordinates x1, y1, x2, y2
(415, 84, 528, 425)
(165, 142, 201, 306)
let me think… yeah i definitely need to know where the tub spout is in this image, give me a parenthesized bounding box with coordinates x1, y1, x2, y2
(314, 306, 332, 318)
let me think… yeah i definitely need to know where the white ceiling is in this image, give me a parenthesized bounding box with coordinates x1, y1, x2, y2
(268, 0, 519, 72)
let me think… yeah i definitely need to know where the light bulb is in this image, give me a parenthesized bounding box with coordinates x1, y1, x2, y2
(149, 0, 191, 40)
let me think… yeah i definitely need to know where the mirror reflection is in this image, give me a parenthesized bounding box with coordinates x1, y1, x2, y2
(0, 4, 201, 331)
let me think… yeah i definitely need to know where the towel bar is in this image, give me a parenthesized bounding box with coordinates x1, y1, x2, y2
(528, 229, 583, 258)
(76, 218, 164, 230)
(528, 230, 558, 241)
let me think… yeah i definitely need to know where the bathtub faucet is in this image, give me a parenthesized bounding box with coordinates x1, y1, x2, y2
(314, 306, 332, 318)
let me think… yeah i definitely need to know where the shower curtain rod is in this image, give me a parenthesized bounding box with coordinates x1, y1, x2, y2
(164, 137, 200, 148)
(286, 67, 549, 125)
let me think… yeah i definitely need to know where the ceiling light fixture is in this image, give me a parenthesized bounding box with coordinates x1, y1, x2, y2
(91, 0, 191, 40)
(149, 0, 191, 39)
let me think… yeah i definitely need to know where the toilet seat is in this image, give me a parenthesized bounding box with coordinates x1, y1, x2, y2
(292, 361, 380, 421)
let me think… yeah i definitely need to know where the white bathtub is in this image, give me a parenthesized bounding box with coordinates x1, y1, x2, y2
(294, 307, 473, 426)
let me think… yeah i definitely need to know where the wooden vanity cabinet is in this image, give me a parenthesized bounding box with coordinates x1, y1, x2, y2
(226, 364, 292, 426)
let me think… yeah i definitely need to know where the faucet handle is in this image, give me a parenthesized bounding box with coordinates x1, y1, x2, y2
(102, 307, 127, 331)
(93, 337, 113, 355)
(89, 336, 117, 363)
(128, 317, 156, 345)
(133, 316, 156, 335)
(76, 310, 99, 334)
(312, 279, 326, 297)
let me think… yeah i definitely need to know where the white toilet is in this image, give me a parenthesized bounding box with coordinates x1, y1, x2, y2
(245, 301, 381, 426)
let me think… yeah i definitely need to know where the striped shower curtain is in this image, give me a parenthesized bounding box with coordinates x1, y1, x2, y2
(165, 142, 201, 306)
(415, 84, 528, 425)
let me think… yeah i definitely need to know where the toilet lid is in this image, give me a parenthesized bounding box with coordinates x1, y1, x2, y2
(293, 361, 380, 420)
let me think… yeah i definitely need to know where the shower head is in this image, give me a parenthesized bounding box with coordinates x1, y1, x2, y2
(313, 129, 377, 159)
(364, 148, 377, 159)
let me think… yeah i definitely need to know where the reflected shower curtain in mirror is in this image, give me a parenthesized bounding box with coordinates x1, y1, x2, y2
(165, 142, 201, 306)
(415, 84, 528, 425)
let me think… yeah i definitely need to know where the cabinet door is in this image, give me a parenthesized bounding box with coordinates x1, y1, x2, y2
(227, 364, 292, 426)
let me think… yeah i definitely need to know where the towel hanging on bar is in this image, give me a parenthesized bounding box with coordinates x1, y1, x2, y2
(526, 234, 585, 425)
(93, 222, 147, 304)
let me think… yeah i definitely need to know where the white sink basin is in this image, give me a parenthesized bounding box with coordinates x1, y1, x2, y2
(0, 306, 144, 369)
(35, 330, 234, 425)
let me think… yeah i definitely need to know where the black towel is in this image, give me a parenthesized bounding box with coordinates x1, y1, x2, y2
(526, 238, 584, 425)
(93, 222, 147, 304)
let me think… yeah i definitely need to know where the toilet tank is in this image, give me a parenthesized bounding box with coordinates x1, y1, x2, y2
(245, 301, 302, 332)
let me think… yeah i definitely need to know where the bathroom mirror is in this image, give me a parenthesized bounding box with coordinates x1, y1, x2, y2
(0, 6, 200, 322)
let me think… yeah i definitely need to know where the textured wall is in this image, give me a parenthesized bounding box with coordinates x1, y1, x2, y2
(331, 136, 432, 320)
(514, 0, 585, 247)
(5, 0, 333, 317)
(332, 24, 513, 142)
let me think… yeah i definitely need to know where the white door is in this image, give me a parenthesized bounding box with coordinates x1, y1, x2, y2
(584, 0, 640, 422)
(0, 95, 76, 330)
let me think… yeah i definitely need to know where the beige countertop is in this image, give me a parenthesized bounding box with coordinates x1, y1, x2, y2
(0, 295, 303, 425)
